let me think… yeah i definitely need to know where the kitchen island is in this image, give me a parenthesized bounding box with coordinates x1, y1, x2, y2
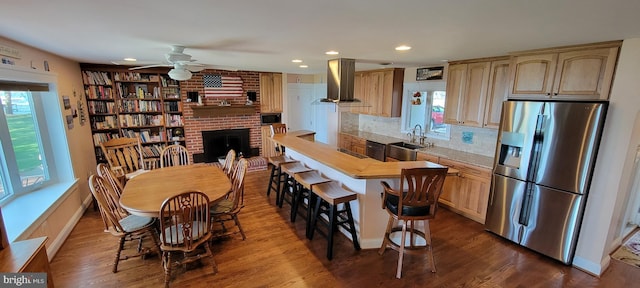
(271, 132, 456, 248)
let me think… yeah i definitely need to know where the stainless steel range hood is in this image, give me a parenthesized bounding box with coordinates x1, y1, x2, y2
(321, 58, 357, 102)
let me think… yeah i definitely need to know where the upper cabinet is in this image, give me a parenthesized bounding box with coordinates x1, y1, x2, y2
(352, 68, 404, 117)
(445, 57, 509, 129)
(509, 41, 621, 100)
(260, 72, 283, 113)
(483, 59, 511, 128)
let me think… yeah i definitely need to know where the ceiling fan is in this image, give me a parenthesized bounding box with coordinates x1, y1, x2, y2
(129, 45, 207, 81)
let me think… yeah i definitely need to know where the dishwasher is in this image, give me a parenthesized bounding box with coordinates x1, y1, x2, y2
(365, 140, 386, 161)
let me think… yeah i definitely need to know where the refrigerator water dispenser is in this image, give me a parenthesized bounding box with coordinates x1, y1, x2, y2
(498, 132, 525, 169)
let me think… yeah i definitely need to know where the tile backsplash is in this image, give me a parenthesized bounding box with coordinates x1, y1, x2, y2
(350, 113, 498, 157)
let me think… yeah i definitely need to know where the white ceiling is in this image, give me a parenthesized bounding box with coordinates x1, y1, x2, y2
(1, 0, 639, 74)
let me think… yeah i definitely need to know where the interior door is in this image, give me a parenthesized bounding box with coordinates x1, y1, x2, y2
(485, 174, 526, 243)
(520, 185, 583, 264)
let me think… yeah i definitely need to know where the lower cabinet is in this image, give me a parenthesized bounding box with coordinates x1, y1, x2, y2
(261, 126, 277, 158)
(338, 133, 365, 155)
(435, 157, 492, 224)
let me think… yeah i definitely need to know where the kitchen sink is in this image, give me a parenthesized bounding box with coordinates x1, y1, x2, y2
(389, 142, 424, 150)
(387, 142, 424, 161)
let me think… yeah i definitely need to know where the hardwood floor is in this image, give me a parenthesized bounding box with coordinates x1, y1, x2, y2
(50, 169, 639, 287)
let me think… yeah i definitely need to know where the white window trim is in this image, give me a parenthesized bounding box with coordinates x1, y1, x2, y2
(0, 65, 76, 241)
(400, 81, 450, 140)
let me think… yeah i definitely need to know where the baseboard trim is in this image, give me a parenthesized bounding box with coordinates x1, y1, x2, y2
(46, 194, 93, 260)
(573, 254, 610, 276)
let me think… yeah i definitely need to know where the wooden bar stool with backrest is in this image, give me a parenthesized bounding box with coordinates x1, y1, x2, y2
(266, 123, 297, 204)
(378, 167, 448, 278)
(308, 181, 361, 260)
(293, 170, 331, 237)
(278, 162, 313, 210)
(160, 144, 190, 168)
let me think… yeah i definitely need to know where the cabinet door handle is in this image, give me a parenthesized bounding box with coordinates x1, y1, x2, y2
(554, 93, 558, 96)
(546, 93, 551, 96)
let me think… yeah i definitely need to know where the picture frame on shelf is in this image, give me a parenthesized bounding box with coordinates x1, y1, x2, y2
(416, 66, 444, 81)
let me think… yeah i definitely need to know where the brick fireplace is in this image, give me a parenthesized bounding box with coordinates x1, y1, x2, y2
(179, 70, 263, 162)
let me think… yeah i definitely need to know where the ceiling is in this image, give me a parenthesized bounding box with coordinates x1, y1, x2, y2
(2, 0, 640, 75)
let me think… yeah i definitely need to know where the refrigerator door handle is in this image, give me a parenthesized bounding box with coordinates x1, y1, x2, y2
(526, 114, 545, 182)
(518, 184, 534, 226)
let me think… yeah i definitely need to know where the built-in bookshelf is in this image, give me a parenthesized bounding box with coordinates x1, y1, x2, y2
(81, 65, 185, 165)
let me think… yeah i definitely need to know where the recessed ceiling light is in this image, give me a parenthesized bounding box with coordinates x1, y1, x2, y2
(123, 58, 137, 62)
(325, 50, 339, 55)
(299, 65, 308, 68)
(292, 59, 303, 63)
(395, 45, 411, 51)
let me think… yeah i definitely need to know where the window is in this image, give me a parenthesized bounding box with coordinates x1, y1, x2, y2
(402, 82, 450, 140)
(0, 90, 52, 201)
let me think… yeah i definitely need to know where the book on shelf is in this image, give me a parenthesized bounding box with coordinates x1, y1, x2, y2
(82, 71, 113, 86)
(92, 132, 119, 145)
(91, 115, 117, 129)
(88, 101, 116, 114)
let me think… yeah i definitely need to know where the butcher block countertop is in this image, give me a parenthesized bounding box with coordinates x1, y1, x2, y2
(340, 130, 494, 169)
(272, 133, 457, 179)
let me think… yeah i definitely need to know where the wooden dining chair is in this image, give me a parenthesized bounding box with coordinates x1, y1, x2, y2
(88, 175, 159, 273)
(160, 144, 190, 168)
(211, 158, 248, 240)
(95, 163, 125, 231)
(378, 167, 448, 278)
(159, 191, 217, 287)
(96, 163, 124, 197)
(216, 149, 236, 178)
(100, 137, 153, 180)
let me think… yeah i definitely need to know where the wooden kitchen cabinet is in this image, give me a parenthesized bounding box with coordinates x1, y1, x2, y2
(437, 158, 491, 224)
(261, 125, 277, 158)
(416, 152, 439, 163)
(483, 59, 510, 128)
(260, 72, 283, 113)
(445, 57, 508, 129)
(509, 41, 620, 100)
(338, 133, 365, 154)
(351, 72, 369, 114)
(351, 68, 403, 117)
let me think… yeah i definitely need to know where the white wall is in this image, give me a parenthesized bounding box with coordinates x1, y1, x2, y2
(573, 38, 640, 275)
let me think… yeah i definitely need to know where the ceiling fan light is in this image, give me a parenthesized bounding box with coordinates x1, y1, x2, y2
(168, 68, 192, 81)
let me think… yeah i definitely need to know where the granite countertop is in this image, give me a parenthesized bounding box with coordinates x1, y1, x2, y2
(340, 130, 494, 169)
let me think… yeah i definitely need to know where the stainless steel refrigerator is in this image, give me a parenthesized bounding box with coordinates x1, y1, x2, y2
(485, 100, 608, 264)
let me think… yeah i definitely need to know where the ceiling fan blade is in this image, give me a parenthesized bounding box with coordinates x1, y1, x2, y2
(129, 64, 172, 70)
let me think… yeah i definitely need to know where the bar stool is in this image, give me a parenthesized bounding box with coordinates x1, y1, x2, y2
(309, 181, 361, 260)
(279, 162, 313, 209)
(266, 155, 297, 204)
(293, 171, 331, 236)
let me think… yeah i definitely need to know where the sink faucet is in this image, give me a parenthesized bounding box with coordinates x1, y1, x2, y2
(412, 124, 422, 144)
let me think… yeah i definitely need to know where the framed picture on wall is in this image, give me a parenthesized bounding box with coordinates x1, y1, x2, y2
(416, 66, 444, 81)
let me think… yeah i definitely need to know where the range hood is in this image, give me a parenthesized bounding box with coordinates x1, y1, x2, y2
(320, 58, 357, 102)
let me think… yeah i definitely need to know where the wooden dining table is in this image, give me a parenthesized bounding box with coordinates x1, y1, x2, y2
(120, 164, 231, 218)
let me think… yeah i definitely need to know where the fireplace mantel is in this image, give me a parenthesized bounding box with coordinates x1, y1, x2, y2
(191, 105, 257, 117)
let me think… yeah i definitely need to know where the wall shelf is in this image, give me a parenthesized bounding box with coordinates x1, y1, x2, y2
(192, 105, 257, 117)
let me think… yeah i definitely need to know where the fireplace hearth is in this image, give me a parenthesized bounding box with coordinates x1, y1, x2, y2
(201, 128, 251, 163)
